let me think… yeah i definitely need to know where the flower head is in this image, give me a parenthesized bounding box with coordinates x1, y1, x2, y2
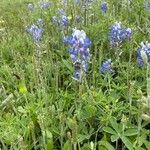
(100, 59, 114, 74)
(60, 15, 68, 27)
(28, 3, 34, 12)
(27, 24, 43, 42)
(52, 16, 58, 25)
(37, 18, 43, 26)
(100, 2, 107, 13)
(144, 4, 150, 8)
(64, 28, 91, 81)
(137, 41, 150, 67)
(40, 1, 51, 10)
(52, 9, 69, 28)
(109, 22, 132, 47)
(76, 15, 81, 23)
(58, 8, 65, 15)
(64, 28, 91, 62)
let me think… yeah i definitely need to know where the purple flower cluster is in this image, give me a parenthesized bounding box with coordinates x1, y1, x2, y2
(100, 59, 114, 74)
(137, 42, 150, 67)
(64, 28, 91, 80)
(52, 9, 68, 28)
(100, 2, 107, 13)
(37, 18, 43, 26)
(28, 3, 34, 12)
(39, 1, 51, 10)
(81, 0, 94, 10)
(144, 3, 150, 8)
(27, 24, 43, 43)
(76, 15, 81, 23)
(109, 22, 132, 47)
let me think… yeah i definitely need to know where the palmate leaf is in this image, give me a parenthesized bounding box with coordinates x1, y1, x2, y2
(121, 136, 134, 150)
(46, 140, 53, 150)
(124, 128, 138, 136)
(63, 140, 71, 150)
(110, 117, 119, 133)
(144, 141, 150, 150)
(111, 134, 119, 142)
(99, 140, 115, 150)
(103, 127, 116, 135)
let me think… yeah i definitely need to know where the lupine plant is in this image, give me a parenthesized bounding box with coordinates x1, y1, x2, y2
(64, 28, 91, 81)
(0, 0, 150, 150)
(109, 22, 132, 47)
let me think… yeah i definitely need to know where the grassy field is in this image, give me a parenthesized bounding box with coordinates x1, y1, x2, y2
(0, 0, 150, 149)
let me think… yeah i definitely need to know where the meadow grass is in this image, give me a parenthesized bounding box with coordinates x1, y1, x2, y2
(0, 0, 150, 149)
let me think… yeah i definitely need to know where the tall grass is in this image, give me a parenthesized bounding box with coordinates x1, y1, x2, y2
(0, 0, 150, 149)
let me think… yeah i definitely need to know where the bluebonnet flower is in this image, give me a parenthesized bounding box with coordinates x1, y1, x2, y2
(100, 2, 107, 13)
(144, 3, 150, 8)
(82, 0, 94, 9)
(109, 22, 132, 47)
(27, 24, 43, 43)
(58, 8, 65, 15)
(60, 15, 68, 27)
(28, 3, 34, 12)
(76, 15, 81, 23)
(64, 28, 91, 61)
(100, 59, 114, 74)
(73, 70, 81, 81)
(52, 9, 69, 28)
(64, 28, 91, 81)
(137, 41, 150, 67)
(39, 1, 51, 10)
(52, 16, 58, 25)
(37, 18, 43, 26)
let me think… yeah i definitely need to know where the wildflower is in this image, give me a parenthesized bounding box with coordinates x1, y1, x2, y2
(109, 22, 132, 47)
(144, 4, 150, 8)
(58, 8, 65, 15)
(27, 24, 43, 42)
(100, 2, 107, 13)
(81, 0, 94, 10)
(100, 59, 114, 74)
(52, 16, 58, 25)
(28, 3, 34, 12)
(39, 1, 51, 10)
(60, 15, 68, 27)
(37, 18, 43, 26)
(64, 28, 91, 61)
(64, 28, 91, 81)
(137, 41, 150, 67)
(76, 15, 81, 23)
(52, 9, 69, 28)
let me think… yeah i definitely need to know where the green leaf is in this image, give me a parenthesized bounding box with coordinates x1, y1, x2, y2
(121, 136, 133, 150)
(19, 82, 27, 94)
(111, 134, 119, 142)
(63, 141, 71, 150)
(144, 141, 150, 150)
(46, 131, 53, 150)
(110, 117, 119, 133)
(62, 59, 73, 72)
(103, 127, 116, 135)
(78, 134, 90, 143)
(99, 141, 115, 150)
(46, 140, 53, 150)
(134, 147, 145, 150)
(124, 128, 138, 136)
